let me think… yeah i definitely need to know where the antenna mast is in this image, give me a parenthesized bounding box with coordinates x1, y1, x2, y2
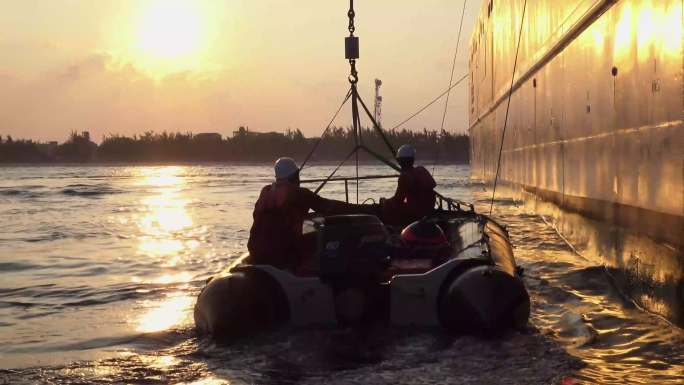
(374, 79, 383, 128)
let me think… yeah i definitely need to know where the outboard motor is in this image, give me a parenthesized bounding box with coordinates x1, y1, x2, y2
(318, 215, 390, 325)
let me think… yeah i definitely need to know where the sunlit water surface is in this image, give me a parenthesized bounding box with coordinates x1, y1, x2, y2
(0, 164, 682, 384)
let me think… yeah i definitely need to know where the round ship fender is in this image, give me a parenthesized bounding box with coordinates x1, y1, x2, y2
(194, 268, 289, 341)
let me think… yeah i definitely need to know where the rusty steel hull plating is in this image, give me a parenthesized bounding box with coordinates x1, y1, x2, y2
(469, 0, 683, 324)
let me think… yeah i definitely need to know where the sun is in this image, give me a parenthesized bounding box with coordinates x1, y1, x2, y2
(133, 0, 205, 73)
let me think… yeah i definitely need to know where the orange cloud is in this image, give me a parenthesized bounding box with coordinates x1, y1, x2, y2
(0, 54, 246, 142)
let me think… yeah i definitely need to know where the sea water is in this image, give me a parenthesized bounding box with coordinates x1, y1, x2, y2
(0, 164, 682, 384)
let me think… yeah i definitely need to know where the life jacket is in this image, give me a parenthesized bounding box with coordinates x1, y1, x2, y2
(412, 166, 437, 191)
(255, 182, 299, 215)
(383, 166, 437, 227)
(405, 166, 436, 210)
(256, 182, 311, 234)
(248, 182, 309, 267)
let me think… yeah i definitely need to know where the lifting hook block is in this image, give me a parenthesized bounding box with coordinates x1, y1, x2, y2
(345, 36, 359, 60)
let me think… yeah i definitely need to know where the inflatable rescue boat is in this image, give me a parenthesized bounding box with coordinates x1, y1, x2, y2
(194, 200, 530, 340)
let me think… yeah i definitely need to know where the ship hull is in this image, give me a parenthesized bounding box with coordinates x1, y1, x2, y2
(469, 0, 683, 325)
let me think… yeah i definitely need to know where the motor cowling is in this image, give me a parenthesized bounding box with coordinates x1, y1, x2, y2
(319, 214, 389, 282)
(318, 214, 390, 325)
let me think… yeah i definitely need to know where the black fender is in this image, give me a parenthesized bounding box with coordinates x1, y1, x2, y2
(194, 267, 290, 341)
(438, 265, 530, 334)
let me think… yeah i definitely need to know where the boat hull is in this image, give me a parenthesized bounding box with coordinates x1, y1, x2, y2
(469, 0, 683, 325)
(194, 212, 530, 340)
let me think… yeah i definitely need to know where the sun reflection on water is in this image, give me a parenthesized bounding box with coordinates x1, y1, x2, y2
(136, 293, 194, 333)
(137, 166, 186, 187)
(129, 167, 199, 333)
(132, 271, 194, 285)
(138, 237, 185, 257)
(142, 354, 180, 369)
(135, 166, 195, 260)
(140, 199, 193, 233)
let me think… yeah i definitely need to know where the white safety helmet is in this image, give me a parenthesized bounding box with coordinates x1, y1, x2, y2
(274, 157, 299, 180)
(396, 144, 416, 159)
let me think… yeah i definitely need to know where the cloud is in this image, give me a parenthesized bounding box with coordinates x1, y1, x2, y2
(0, 48, 472, 143)
(0, 52, 356, 142)
(0, 54, 246, 142)
(0, 0, 478, 143)
(60, 54, 108, 82)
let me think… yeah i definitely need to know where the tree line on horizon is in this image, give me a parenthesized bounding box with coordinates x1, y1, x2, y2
(0, 126, 470, 164)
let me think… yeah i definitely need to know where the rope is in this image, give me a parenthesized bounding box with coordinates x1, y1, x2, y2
(489, 0, 528, 216)
(299, 88, 352, 170)
(387, 73, 468, 132)
(434, 0, 468, 174)
(359, 145, 400, 171)
(352, 86, 361, 203)
(314, 146, 359, 194)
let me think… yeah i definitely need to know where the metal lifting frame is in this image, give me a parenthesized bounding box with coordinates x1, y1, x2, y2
(310, 0, 400, 201)
(300, 0, 476, 214)
(311, 83, 401, 200)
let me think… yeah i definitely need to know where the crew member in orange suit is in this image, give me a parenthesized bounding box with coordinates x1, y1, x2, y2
(247, 157, 348, 269)
(382, 145, 436, 227)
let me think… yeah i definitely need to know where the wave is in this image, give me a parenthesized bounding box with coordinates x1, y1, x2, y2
(0, 188, 45, 198)
(1, 279, 203, 311)
(23, 231, 70, 243)
(8, 335, 140, 354)
(61, 184, 123, 197)
(0, 189, 22, 196)
(0, 284, 55, 296)
(0, 262, 40, 272)
(0, 184, 124, 199)
(0, 300, 50, 309)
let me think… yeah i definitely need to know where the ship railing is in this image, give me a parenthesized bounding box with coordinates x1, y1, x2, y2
(301, 174, 474, 212)
(435, 192, 475, 213)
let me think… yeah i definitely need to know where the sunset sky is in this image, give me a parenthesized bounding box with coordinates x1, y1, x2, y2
(0, 0, 481, 142)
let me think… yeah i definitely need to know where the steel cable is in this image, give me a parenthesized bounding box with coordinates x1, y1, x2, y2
(387, 73, 468, 133)
(434, 0, 468, 174)
(299, 88, 352, 170)
(489, 0, 528, 216)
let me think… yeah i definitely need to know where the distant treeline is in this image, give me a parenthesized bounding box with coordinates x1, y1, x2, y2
(0, 127, 469, 164)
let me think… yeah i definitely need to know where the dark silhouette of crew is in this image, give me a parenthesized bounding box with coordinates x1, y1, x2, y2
(382, 145, 436, 227)
(247, 157, 348, 270)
